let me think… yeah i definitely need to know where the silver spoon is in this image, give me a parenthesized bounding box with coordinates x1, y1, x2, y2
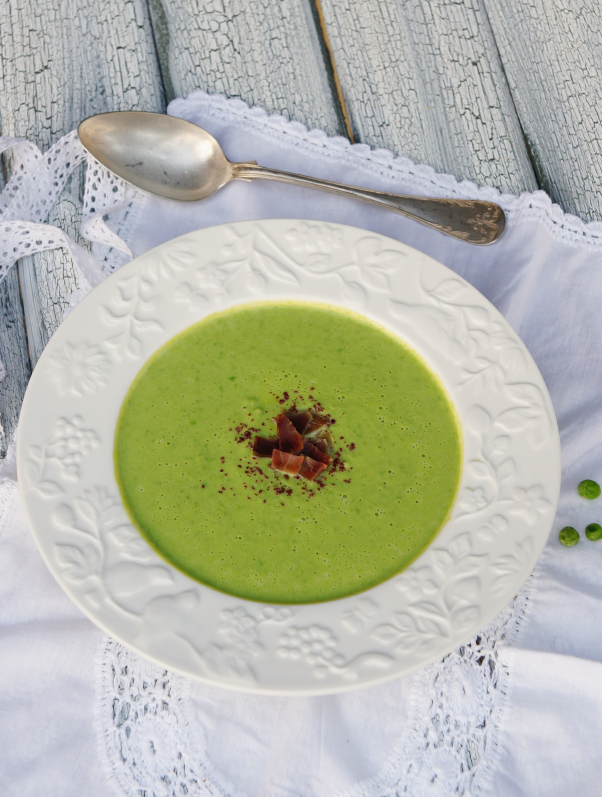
(78, 111, 505, 245)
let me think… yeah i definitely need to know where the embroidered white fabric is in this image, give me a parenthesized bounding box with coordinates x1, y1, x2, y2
(5, 90, 602, 797)
(95, 638, 218, 797)
(169, 93, 602, 250)
(0, 130, 138, 293)
(391, 596, 527, 797)
(96, 587, 530, 797)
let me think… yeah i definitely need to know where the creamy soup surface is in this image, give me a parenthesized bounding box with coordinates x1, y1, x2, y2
(115, 302, 462, 604)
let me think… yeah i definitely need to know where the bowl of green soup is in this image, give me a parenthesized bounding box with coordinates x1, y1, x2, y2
(18, 220, 561, 694)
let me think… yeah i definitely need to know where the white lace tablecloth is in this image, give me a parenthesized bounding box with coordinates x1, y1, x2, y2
(1, 91, 602, 797)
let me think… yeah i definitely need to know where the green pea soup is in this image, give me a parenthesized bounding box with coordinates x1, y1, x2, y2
(114, 301, 463, 603)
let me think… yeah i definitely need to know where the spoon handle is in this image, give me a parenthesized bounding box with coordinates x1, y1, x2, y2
(232, 163, 505, 245)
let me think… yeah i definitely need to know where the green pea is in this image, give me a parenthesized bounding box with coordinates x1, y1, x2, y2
(559, 526, 579, 546)
(585, 523, 602, 541)
(578, 479, 601, 499)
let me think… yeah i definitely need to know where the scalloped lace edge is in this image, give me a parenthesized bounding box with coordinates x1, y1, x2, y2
(95, 571, 539, 797)
(473, 577, 535, 797)
(0, 459, 19, 539)
(335, 573, 537, 797)
(170, 90, 602, 247)
(94, 635, 233, 797)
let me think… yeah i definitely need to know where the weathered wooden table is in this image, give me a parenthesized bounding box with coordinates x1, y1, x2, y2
(0, 0, 599, 453)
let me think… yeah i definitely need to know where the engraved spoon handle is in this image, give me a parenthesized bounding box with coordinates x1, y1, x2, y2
(232, 163, 505, 245)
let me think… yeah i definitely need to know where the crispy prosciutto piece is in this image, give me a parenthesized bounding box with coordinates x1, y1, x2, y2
(309, 428, 334, 450)
(301, 439, 332, 467)
(241, 403, 342, 490)
(272, 449, 304, 475)
(253, 436, 279, 458)
(276, 414, 304, 453)
(313, 438, 331, 456)
(285, 410, 312, 435)
(299, 456, 327, 480)
(305, 413, 330, 437)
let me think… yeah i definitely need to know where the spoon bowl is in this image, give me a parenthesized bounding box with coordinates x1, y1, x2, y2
(79, 112, 231, 201)
(78, 111, 505, 244)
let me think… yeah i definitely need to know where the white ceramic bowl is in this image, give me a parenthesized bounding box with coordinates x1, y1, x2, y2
(17, 220, 561, 694)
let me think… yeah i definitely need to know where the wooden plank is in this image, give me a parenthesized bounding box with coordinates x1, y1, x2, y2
(147, 0, 347, 137)
(318, 0, 537, 194)
(0, 0, 165, 148)
(0, 158, 30, 455)
(484, 0, 602, 221)
(0, 0, 166, 446)
(16, 169, 92, 368)
(0, 267, 31, 453)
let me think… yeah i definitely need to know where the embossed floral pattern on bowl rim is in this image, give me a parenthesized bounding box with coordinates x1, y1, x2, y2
(17, 220, 561, 695)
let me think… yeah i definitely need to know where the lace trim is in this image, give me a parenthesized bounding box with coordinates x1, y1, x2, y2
(0, 131, 136, 295)
(95, 637, 226, 797)
(0, 445, 19, 539)
(0, 441, 18, 484)
(66, 187, 147, 316)
(170, 91, 602, 247)
(96, 576, 535, 797)
(347, 581, 534, 797)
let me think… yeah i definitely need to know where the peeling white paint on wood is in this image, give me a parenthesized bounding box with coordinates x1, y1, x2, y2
(17, 172, 88, 366)
(485, 0, 602, 221)
(148, 0, 346, 136)
(0, 268, 31, 451)
(0, 0, 165, 148)
(319, 0, 537, 194)
(0, 0, 165, 444)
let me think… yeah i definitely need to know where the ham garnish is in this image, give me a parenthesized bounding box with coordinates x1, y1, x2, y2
(243, 406, 341, 485)
(313, 439, 330, 456)
(301, 439, 332, 467)
(253, 436, 279, 458)
(272, 449, 304, 475)
(305, 413, 330, 437)
(285, 410, 312, 435)
(276, 414, 304, 453)
(299, 456, 327, 480)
